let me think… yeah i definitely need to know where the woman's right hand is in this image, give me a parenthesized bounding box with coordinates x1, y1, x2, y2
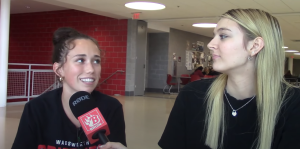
(98, 142, 127, 149)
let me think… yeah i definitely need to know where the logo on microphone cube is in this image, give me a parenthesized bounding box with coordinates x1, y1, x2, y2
(80, 109, 104, 132)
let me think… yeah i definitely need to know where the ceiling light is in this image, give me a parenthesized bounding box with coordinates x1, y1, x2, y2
(26, 6, 30, 8)
(294, 53, 300, 55)
(192, 23, 217, 28)
(285, 50, 299, 52)
(125, 2, 166, 10)
(283, 46, 288, 49)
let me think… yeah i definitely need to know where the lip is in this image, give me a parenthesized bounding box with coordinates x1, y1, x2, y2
(212, 54, 220, 59)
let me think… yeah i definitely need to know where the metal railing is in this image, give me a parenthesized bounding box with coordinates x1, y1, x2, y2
(7, 63, 124, 101)
(99, 70, 125, 85)
(7, 63, 58, 101)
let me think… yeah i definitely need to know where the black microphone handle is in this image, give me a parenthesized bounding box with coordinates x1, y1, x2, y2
(92, 129, 110, 145)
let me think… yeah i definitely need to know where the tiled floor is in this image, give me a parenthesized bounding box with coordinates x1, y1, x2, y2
(0, 92, 176, 149)
(143, 92, 178, 99)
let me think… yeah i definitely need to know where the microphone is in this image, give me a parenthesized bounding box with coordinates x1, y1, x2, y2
(69, 91, 110, 145)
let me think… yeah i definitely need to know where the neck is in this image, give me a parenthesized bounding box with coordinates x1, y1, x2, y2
(61, 87, 81, 128)
(61, 89, 72, 104)
(61, 88, 73, 109)
(226, 63, 256, 100)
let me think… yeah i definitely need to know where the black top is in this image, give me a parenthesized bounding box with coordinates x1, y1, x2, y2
(12, 87, 126, 149)
(158, 79, 300, 149)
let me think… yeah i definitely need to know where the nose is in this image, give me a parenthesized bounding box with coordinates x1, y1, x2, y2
(85, 61, 95, 74)
(207, 36, 217, 52)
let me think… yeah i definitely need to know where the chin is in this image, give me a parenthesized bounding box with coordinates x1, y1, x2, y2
(212, 64, 221, 71)
(212, 64, 225, 73)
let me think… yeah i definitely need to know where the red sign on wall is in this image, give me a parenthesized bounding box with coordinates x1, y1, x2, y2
(132, 13, 140, 19)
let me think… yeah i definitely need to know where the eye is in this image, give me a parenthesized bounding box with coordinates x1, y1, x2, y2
(219, 34, 228, 40)
(94, 59, 101, 64)
(76, 59, 84, 63)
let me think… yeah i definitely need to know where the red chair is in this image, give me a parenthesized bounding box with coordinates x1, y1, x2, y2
(181, 74, 189, 77)
(163, 74, 177, 94)
(180, 74, 190, 86)
(203, 75, 217, 79)
(190, 75, 201, 82)
(203, 75, 214, 78)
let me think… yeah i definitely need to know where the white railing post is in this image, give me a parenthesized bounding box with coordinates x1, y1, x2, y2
(24, 70, 27, 98)
(31, 71, 35, 98)
(27, 65, 31, 102)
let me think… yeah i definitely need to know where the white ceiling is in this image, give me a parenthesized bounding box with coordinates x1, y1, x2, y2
(10, 0, 67, 14)
(9, 0, 300, 59)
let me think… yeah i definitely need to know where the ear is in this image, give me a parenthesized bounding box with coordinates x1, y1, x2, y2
(248, 37, 264, 56)
(53, 62, 64, 77)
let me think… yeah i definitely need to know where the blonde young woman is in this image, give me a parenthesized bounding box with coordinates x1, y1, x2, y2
(158, 9, 300, 149)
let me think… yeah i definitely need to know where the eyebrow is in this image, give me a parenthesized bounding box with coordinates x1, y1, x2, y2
(217, 28, 232, 32)
(73, 54, 100, 58)
(213, 27, 232, 36)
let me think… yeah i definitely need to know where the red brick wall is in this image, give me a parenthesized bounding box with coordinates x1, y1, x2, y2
(9, 10, 127, 96)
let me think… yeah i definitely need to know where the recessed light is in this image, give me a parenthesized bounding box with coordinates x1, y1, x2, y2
(192, 23, 217, 28)
(285, 50, 299, 52)
(294, 53, 300, 55)
(125, 2, 166, 10)
(283, 46, 288, 49)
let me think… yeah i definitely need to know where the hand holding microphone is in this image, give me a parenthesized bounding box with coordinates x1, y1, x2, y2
(98, 142, 128, 149)
(69, 91, 110, 145)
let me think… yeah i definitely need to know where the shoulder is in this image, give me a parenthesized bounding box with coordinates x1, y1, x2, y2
(26, 87, 62, 109)
(279, 87, 300, 119)
(92, 91, 125, 130)
(283, 87, 300, 109)
(290, 87, 300, 98)
(175, 78, 215, 108)
(273, 87, 300, 148)
(158, 78, 212, 149)
(19, 88, 62, 124)
(181, 78, 215, 94)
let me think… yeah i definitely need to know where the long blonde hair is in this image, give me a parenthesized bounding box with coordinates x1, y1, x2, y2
(204, 9, 291, 149)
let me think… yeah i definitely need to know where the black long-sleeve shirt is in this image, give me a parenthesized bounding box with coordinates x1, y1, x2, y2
(12, 87, 126, 149)
(159, 78, 300, 149)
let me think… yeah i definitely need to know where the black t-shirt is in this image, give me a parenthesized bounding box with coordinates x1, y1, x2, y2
(12, 87, 126, 149)
(158, 78, 300, 149)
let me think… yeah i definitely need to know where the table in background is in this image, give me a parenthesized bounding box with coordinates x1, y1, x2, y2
(285, 78, 299, 87)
